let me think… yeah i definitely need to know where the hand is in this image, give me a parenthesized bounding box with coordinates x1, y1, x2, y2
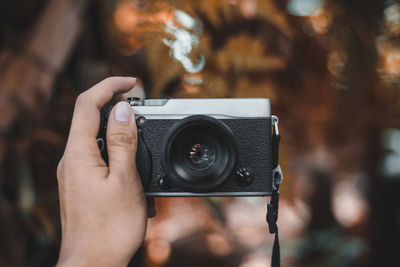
(56, 77, 152, 267)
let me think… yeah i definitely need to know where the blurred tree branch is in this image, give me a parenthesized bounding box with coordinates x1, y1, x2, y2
(0, 0, 90, 132)
(0, 0, 90, 266)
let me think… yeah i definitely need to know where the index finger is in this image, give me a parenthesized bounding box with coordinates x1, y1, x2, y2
(66, 77, 137, 153)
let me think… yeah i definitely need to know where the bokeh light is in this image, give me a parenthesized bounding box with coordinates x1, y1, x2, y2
(287, 0, 323, 17)
(1, 0, 400, 266)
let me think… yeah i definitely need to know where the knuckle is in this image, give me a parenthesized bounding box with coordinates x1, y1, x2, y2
(108, 132, 137, 147)
(76, 92, 89, 106)
(103, 76, 115, 83)
(56, 158, 63, 180)
(61, 151, 73, 163)
(60, 152, 78, 173)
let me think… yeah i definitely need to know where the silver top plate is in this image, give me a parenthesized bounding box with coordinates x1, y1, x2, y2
(130, 98, 271, 119)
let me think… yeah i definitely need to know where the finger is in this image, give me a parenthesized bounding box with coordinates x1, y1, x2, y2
(66, 77, 136, 153)
(147, 197, 157, 218)
(106, 101, 138, 177)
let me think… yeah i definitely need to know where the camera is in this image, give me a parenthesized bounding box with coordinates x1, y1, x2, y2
(98, 98, 278, 197)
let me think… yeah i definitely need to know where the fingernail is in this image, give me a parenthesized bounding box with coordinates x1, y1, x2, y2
(115, 101, 132, 122)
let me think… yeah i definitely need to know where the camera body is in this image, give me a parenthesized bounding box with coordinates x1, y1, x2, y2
(98, 98, 275, 197)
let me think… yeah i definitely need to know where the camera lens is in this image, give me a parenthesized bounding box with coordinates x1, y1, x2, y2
(162, 115, 238, 192)
(187, 143, 214, 168)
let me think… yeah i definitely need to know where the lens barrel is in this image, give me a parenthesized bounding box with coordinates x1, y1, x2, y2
(162, 115, 238, 192)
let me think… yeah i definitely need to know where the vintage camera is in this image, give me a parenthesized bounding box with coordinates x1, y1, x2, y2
(98, 98, 279, 197)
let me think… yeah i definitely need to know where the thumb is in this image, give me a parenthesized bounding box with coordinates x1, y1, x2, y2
(106, 101, 138, 178)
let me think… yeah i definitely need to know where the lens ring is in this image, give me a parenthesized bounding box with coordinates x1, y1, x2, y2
(162, 115, 238, 192)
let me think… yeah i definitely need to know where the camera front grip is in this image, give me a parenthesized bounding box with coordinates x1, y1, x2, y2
(135, 128, 153, 186)
(96, 106, 152, 187)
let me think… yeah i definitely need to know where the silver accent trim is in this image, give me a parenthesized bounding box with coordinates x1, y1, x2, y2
(129, 99, 169, 106)
(271, 115, 279, 135)
(272, 164, 283, 190)
(145, 191, 271, 197)
(97, 138, 105, 152)
(131, 98, 271, 119)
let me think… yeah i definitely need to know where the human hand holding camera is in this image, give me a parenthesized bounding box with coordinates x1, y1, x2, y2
(56, 77, 152, 267)
(56, 76, 280, 266)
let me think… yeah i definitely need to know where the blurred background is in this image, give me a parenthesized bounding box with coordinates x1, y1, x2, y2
(0, 0, 400, 266)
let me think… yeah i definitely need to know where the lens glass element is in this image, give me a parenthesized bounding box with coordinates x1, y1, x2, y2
(187, 143, 215, 169)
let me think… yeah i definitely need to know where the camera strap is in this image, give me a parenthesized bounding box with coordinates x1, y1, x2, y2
(267, 116, 283, 267)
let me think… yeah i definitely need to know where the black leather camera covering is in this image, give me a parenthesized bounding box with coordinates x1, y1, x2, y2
(98, 109, 273, 196)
